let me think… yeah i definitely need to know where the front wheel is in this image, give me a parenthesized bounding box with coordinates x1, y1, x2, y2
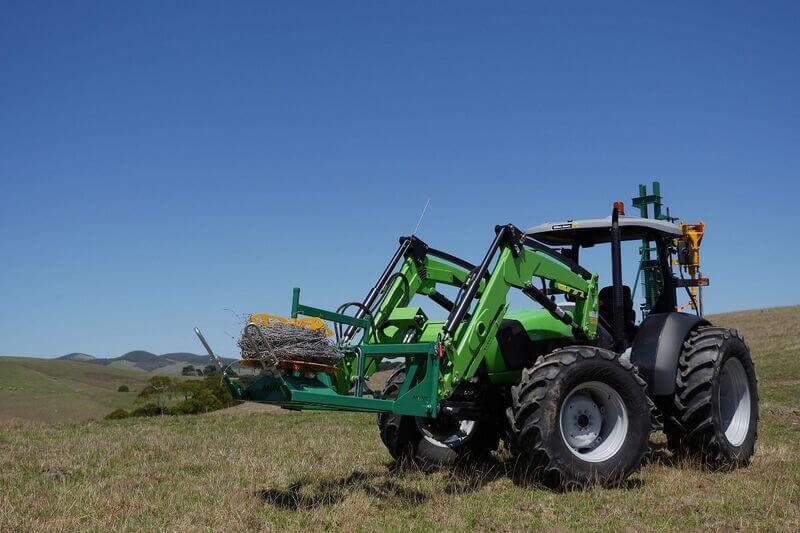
(377, 369, 500, 468)
(506, 346, 654, 488)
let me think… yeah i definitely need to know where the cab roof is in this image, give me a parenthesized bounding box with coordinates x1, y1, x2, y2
(524, 215, 682, 246)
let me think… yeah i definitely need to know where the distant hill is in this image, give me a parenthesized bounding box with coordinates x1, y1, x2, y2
(100, 350, 167, 372)
(160, 352, 221, 365)
(58, 350, 241, 375)
(0, 357, 153, 424)
(118, 350, 162, 364)
(58, 353, 97, 362)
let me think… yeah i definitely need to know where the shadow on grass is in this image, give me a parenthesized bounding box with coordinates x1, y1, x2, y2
(257, 457, 512, 509)
(645, 441, 738, 472)
(257, 452, 649, 509)
(508, 461, 646, 493)
(646, 441, 684, 467)
(496, 447, 649, 492)
(257, 470, 427, 510)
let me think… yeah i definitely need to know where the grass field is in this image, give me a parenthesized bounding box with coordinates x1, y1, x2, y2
(0, 358, 152, 424)
(0, 307, 798, 531)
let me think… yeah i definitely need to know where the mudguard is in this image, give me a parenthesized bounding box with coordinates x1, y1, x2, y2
(630, 312, 709, 396)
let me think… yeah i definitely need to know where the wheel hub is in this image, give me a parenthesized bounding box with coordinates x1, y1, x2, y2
(718, 357, 751, 446)
(559, 381, 629, 463)
(562, 394, 603, 449)
(416, 416, 477, 448)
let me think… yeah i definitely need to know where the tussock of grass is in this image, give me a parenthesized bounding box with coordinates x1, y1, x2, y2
(1, 307, 798, 531)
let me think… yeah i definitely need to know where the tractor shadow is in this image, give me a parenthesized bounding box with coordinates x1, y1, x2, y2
(507, 457, 646, 493)
(256, 458, 510, 510)
(257, 452, 648, 509)
(256, 470, 427, 510)
(645, 441, 724, 472)
(646, 441, 681, 466)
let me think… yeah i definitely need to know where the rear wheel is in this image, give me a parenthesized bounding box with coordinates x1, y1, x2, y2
(506, 346, 654, 488)
(664, 326, 759, 467)
(377, 368, 500, 467)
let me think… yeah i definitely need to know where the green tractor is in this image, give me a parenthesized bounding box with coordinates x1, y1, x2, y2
(196, 185, 758, 488)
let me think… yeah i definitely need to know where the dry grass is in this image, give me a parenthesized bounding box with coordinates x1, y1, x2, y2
(1, 307, 798, 531)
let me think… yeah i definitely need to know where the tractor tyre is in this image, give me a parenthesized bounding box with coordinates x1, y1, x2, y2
(663, 326, 758, 468)
(377, 368, 500, 468)
(506, 346, 654, 489)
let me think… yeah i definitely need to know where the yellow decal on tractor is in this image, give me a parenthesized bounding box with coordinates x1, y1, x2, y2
(249, 313, 333, 337)
(554, 282, 586, 299)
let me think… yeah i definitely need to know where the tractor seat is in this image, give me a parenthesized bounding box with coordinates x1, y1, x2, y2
(598, 285, 637, 342)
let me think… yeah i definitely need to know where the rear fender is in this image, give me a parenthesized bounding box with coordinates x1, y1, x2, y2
(630, 312, 709, 396)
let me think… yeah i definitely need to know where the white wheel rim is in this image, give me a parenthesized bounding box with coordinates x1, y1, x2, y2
(559, 381, 629, 463)
(718, 357, 751, 446)
(417, 418, 477, 448)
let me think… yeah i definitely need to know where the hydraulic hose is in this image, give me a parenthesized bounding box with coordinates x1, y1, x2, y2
(442, 226, 509, 339)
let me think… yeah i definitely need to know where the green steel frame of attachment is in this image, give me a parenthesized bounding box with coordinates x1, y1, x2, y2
(227, 289, 441, 417)
(290, 287, 440, 416)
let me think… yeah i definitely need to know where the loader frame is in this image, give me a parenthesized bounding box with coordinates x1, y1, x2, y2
(212, 224, 600, 418)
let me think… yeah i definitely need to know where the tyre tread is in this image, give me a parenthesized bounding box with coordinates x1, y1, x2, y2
(665, 325, 759, 467)
(506, 346, 655, 487)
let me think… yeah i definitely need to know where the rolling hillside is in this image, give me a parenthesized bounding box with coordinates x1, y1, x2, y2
(59, 353, 97, 362)
(0, 358, 152, 424)
(57, 350, 238, 375)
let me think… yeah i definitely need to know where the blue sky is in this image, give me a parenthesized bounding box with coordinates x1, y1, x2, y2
(1, 1, 798, 358)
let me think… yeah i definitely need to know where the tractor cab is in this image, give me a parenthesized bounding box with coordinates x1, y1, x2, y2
(525, 213, 684, 342)
(524, 183, 708, 354)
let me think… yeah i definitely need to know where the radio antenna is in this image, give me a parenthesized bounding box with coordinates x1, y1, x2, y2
(412, 198, 431, 237)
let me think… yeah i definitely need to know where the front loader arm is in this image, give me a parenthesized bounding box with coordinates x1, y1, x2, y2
(348, 254, 484, 382)
(441, 226, 599, 397)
